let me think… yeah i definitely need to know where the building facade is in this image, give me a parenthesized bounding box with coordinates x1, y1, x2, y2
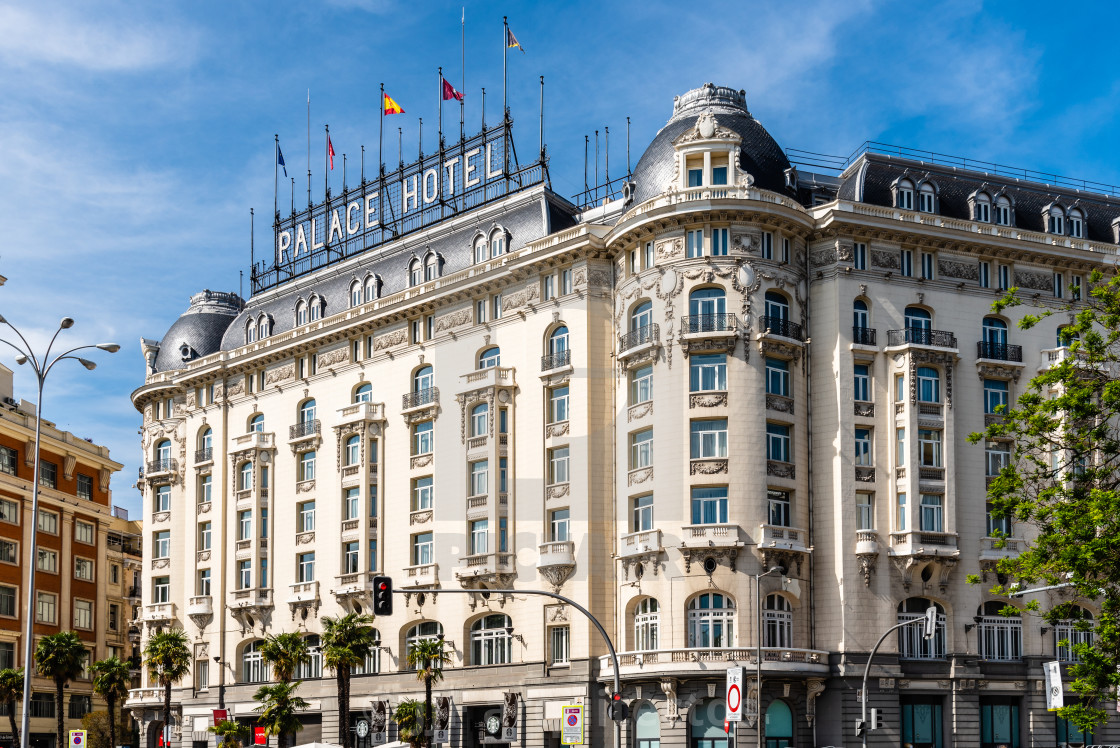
(129, 83, 1120, 748)
(0, 363, 129, 748)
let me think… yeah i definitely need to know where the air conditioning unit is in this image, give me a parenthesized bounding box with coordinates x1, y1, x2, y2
(2, 397, 16, 406)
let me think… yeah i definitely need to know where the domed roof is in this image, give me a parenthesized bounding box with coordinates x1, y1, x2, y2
(629, 83, 793, 206)
(154, 290, 243, 372)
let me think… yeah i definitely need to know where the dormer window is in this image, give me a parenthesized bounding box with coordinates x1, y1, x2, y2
(972, 192, 991, 223)
(1046, 205, 1066, 235)
(409, 258, 423, 287)
(309, 297, 322, 321)
(1069, 208, 1084, 239)
(994, 195, 1012, 226)
(365, 276, 380, 302)
(895, 179, 915, 210)
(918, 183, 936, 213)
(296, 301, 308, 325)
(246, 320, 256, 344)
(258, 316, 270, 340)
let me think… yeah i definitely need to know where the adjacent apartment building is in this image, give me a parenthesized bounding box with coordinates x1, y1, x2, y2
(128, 83, 1120, 748)
(0, 363, 130, 748)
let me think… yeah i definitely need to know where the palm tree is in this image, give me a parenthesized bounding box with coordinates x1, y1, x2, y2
(0, 668, 23, 747)
(208, 719, 249, 748)
(259, 633, 309, 685)
(144, 629, 191, 748)
(405, 639, 451, 748)
(91, 657, 132, 748)
(36, 631, 87, 748)
(392, 699, 425, 748)
(254, 682, 309, 748)
(320, 613, 377, 748)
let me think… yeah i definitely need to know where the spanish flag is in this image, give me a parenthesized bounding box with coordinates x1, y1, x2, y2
(383, 93, 404, 115)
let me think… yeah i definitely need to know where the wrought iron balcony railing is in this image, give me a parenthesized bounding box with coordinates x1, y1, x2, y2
(760, 316, 805, 341)
(887, 328, 957, 348)
(619, 324, 660, 352)
(681, 313, 739, 335)
(289, 420, 321, 439)
(145, 458, 177, 474)
(541, 349, 572, 371)
(194, 447, 213, 463)
(977, 341, 1023, 362)
(402, 387, 439, 410)
(852, 326, 877, 346)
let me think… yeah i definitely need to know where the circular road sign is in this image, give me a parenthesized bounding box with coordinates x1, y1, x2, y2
(727, 683, 741, 714)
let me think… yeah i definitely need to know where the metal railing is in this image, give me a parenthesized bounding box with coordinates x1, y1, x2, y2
(145, 458, 177, 474)
(541, 349, 572, 371)
(402, 387, 439, 410)
(289, 420, 320, 439)
(29, 698, 54, 718)
(759, 316, 805, 341)
(977, 341, 1023, 362)
(887, 328, 957, 348)
(852, 326, 877, 346)
(619, 324, 659, 352)
(681, 314, 739, 335)
(194, 447, 213, 463)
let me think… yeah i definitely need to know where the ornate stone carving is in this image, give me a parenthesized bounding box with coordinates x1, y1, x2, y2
(766, 461, 795, 479)
(659, 679, 680, 722)
(318, 347, 350, 368)
(765, 394, 794, 414)
(689, 459, 728, 475)
(374, 329, 408, 351)
(857, 553, 878, 587)
(152, 558, 170, 569)
(1015, 269, 1052, 291)
(871, 249, 900, 269)
(938, 258, 979, 280)
(99, 468, 111, 493)
(538, 564, 575, 593)
(266, 365, 294, 385)
(628, 402, 653, 422)
(410, 510, 433, 525)
(682, 547, 738, 573)
(689, 392, 728, 408)
(731, 231, 758, 255)
(197, 502, 211, 515)
(587, 269, 613, 290)
(435, 308, 473, 333)
(809, 248, 837, 267)
(545, 422, 569, 438)
(854, 466, 876, 482)
(196, 550, 211, 563)
(546, 483, 570, 500)
(854, 402, 875, 417)
(225, 380, 244, 397)
(628, 467, 653, 486)
(977, 363, 1023, 383)
(656, 237, 684, 262)
(411, 454, 433, 469)
(296, 532, 315, 545)
(805, 679, 826, 725)
(909, 348, 957, 408)
(296, 480, 316, 493)
(152, 511, 171, 524)
(546, 604, 569, 623)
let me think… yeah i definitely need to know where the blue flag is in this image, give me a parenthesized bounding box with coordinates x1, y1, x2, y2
(277, 145, 287, 177)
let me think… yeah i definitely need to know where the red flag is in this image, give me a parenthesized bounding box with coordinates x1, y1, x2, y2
(328, 136, 335, 170)
(441, 77, 464, 102)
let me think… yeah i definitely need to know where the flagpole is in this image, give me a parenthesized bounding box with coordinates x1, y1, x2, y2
(481, 88, 486, 131)
(502, 16, 509, 177)
(324, 124, 330, 199)
(460, 6, 466, 144)
(379, 83, 384, 238)
(398, 127, 403, 169)
(539, 76, 544, 166)
(438, 67, 443, 152)
(627, 117, 632, 177)
(418, 118, 423, 161)
(291, 177, 295, 217)
(361, 145, 365, 185)
(343, 153, 347, 192)
(273, 134, 279, 223)
(307, 90, 312, 208)
(605, 126, 610, 191)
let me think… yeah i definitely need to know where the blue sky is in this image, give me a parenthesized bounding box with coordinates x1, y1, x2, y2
(1, 0, 1119, 516)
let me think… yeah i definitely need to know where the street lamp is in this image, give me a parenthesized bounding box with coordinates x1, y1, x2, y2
(0, 314, 118, 748)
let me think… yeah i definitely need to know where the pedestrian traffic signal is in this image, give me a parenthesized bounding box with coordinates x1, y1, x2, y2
(923, 605, 938, 640)
(372, 576, 393, 616)
(607, 692, 629, 722)
(870, 708, 882, 730)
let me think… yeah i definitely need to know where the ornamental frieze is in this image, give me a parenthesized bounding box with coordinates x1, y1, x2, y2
(1014, 269, 1052, 291)
(690, 393, 728, 408)
(318, 347, 350, 368)
(374, 329, 408, 351)
(435, 307, 473, 333)
(871, 249, 900, 269)
(689, 459, 728, 475)
(266, 364, 295, 385)
(976, 363, 1023, 383)
(628, 402, 653, 422)
(938, 258, 979, 281)
(655, 237, 684, 262)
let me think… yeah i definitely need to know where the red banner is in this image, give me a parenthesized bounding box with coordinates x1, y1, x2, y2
(254, 727, 267, 745)
(212, 710, 229, 726)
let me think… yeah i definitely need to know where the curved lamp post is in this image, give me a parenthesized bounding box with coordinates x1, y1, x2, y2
(0, 314, 118, 748)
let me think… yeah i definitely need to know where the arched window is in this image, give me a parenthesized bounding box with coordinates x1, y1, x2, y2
(471, 403, 488, 437)
(155, 439, 171, 462)
(350, 281, 362, 308)
(299, 399, 317, 424)
(634, 598, 660, 651)
(242, 640, 269, 683)
(414, 365, 434, 392)
(916, 367, 940, 403)
(763, 594, 793, 648)
(246, 319, 256, 344)
(296, 635, 322, 679)
(425, 254, 440, 282)
(249, 414, 264, 433)
(918, 182, 937, 213)
(409, 259, 423, 287)
(258, 316, 270, 339)
(199, 428, 212, 455)
(365, 276, 380, 302)
(897, 598, 945, 659)
(478, 347, 501, 370)
(687, 593, 735, 648)
(1069, 208, 1085, 239)
(973, 192, 991, 223)
(763, 701, 794, 747)
(490, 230, 506, 258)
(689, 287, 726, 318)
(238, 462, 253, 492)
(405, 621, 443, 657)
(688, 698, 727, 748)
(904, 307, 931, 330)
(977, 601, 1022, 661)
(345, 435, 360, 466)
(764, 291, 789, 321)
(635, 702, 661, 748)
(994, 195, 1012, 226)
(354, 383, 372, 403)
(1056, 607, 1094, 662)
(853, 299, 870, 330)
(296, 300, 308, 326)
(471, 613, 512, 665)
(473, 236, 488, 264)
(982, 317, 1008, 351)
(549, 326, 570, 355)
(309, 297, 322, 321)
(895, 179, 915, 210)
(631, 301, 653, 332)
(1048, 205, 1065, 235)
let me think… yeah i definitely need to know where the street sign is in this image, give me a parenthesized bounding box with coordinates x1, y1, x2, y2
(726, 667, 745, 722)
(560, 705, 584, 746)
(254, 727, 267, 745)
(433, 730, 450, 744)
(69, 730, 87, 748)
(1044, 660, 1064, 711)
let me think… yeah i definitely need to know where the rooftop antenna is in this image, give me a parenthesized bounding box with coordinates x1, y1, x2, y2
(594, 129, 600, 203)
(250, 207, 254, 272)
(605, 126, 610, 193)
(584, 135, 589, 204)
(539, 76, 545, 166)
(627, 117, 631, 177)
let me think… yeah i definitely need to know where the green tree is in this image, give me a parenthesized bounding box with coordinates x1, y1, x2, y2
(81, 711, 112, 748)
(320, 613, 377, 748)
(259, 632, 309, 685)
(971, 271, 1120, 732)
(254, 681, 309, 748)
(391, 699, 426, 748)
(405, 639, 451, 748)
(143, 629, 191, 748)
(208, 719, 249, 748)
(35, 631, 87, 748)
(0, 668, 23, 747)
(91, 656, 132, 748)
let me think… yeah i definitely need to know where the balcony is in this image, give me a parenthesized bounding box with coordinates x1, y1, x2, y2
(1040, 346, 1094, 372)
(979, 536, 1024, 562)
(289, 420, 321, 453)
(333, 570, 376, 597)
(917, 402, 943, 417)
(889, 530, 959, 556)
(759, 524, 810, 554)
(227, 588, 273, 610)
(680, 315, 740, 356)
(194, 448, 213, 464)
(618, 324, 660, 365)
(620, 529, 663, 558)
(126, 688, 164, 707)
(977, 341, 1023, 362)
(538, 541, 575, 568)
(460, 366, 516, 390)
(287, 580, 320, 605)
(336, 401, 386, 426)
(854, 465, 876, 482)
(234, 431, 275, 450)
(597, 647, 828, 680)
(681, 524, 742, 548)
(918, 466, 945, 481)
(852, 326, 877, 346)
(402, 387, 439, 411)
(140, 602, 176, 624)
(758, 316, 805, 342)
(456, 552, 516, 581)
(145, 458, 177, 477)
(401, 563, 439, 588)
(855, 530, 880, 556)
(186, 595, 213, 618)
(887, 328, 957, 349)
(541, 349, 572, 373)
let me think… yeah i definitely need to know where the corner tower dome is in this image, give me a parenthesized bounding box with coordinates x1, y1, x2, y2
(629, 83, 793, 206)
(152, 290, 244, 373)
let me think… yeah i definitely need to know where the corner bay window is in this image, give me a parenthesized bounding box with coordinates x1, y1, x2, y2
(688, 593, 735, 648)
(689, 354, 726, 392)
(689, 420, 727, 459)
(690, 486, 727, 525)
(767, 489, 790, 527)
(766, 423, 791, 463)
(630, 365, 653, 405)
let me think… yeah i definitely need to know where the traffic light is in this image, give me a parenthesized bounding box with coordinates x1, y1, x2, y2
(854, 719, 865, 736)
(607, 692, 629, 722)
(870, 708, 882, 730)
(372, 576, 393, 616)
(923, 605, 938, 640)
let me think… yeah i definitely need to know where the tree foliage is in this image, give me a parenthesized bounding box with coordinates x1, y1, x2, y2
(971, 270, 1120, 731)
(36, 631, 87, 748)
(0, 668, 24, 747)
(320, 613, 377, 748)
(144, 629, 192, 748)
(81, 711, 112, 748)
(92, 656, 132, 748)
(259, 632, 309, 685)
(392, 699, 426, 748)
(209, 719, 249, 748)
(254, 681, 309, 748)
